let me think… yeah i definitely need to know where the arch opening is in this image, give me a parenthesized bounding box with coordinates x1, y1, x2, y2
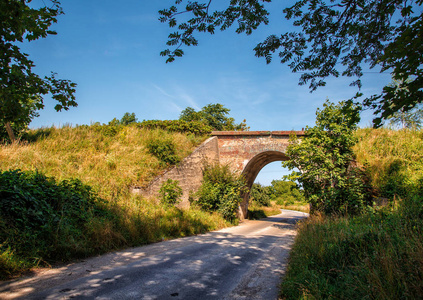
(239, 151, 290, 218)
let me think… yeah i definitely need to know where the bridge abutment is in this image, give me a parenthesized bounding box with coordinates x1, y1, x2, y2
(138, 131, 304, 220)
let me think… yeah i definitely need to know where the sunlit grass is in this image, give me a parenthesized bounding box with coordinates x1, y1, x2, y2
(353, 128, 423, 191)
(0, 125, 206, 198)
(248, 201, 285, 219)
(0, 125, 229, 280)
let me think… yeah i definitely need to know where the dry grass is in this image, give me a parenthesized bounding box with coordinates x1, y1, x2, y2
(353, 128, 423, 189)
(0, 125, 205, 199)
(0, 125, 231, 279)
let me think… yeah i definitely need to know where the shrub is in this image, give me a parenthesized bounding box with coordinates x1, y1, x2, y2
(159, 179, 183, 206)
(250, 183, 271, 206)
(270, 180, 305, 206)
(194, 164, 247, 222)
(0, 169, 119, 272)
(146, 138, 180, 165)
(139, 120, 212, 135)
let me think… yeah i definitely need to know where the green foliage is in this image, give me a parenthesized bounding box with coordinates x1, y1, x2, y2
(354, 128, 423, 202)
(250, 183, 271, 207)
(0, 126, 228, 279)
(280, 193, 423, 299)
(195, 164, 247, 222)
(139, 119, 212, 135)
(0, 168, 229, 279)
(270, 180, 305, 206)
(120, 112, 138, 125)
(0, 169, 115, 274)
(280, 128, 423, 298)
(0, 1, 77, 141)
(159, 179, 183, 206)
(179, 103, 249, 131)
(92, 122, 121, 137)
(146, 138, 181, 166)
(159, 0, 423, 126)
(108, 112, 138, 127)
(283, 100, 372, 215)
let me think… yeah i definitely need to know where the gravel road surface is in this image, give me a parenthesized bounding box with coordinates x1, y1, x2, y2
(0, 209, 308, 300)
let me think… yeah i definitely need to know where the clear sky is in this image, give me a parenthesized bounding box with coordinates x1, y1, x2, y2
(22, 0, 392, 185)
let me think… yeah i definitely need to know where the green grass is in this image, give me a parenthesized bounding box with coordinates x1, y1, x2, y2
(248, 201, 283, 219)
(0, 125, 231, 280)
(280, 199, 423, 299)
(280, 128, 423, 299)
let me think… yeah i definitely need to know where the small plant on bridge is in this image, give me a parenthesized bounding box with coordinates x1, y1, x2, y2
(194, 163, 247, 222)
(159, 179, 183, 206)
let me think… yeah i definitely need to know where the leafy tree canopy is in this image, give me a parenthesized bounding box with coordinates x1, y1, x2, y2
(0, 0, 77, 141)
(179, 103, 248, 131)
(250, 183, 271, 207)
(108, 112, 139, 126)
(159, 0, 423, 127)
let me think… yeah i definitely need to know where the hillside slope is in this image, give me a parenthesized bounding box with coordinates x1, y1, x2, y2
(0, 125, 229, 279)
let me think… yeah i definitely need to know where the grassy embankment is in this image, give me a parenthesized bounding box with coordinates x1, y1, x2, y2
(0, 125, 230, 279)
(280, 128, 423, 299)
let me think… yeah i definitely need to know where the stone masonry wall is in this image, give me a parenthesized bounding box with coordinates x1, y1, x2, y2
(215, 131, 294, 173)
(137, 136, 220, 207)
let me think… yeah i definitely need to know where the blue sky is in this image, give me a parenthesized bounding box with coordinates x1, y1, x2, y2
(23, 0, 392, 185)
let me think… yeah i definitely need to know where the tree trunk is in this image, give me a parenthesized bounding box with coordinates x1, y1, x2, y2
(5, 122, 16, 143)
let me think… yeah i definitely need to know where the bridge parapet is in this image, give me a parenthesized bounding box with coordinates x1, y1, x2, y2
(212, 131, 304, 175)
(211, 130, 305, 137)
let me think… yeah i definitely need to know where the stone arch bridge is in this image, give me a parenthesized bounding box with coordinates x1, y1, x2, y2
(138, 131, 304, 219)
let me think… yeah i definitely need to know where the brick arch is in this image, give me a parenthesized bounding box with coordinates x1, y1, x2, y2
(241, 150, 290, 190)
(239, 151, 290, 218)
(139, 131, 304, 220)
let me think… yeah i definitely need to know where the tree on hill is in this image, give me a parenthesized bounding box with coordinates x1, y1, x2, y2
(108, 112, 139, 126)
(179, 103, 248, 131)
(159, 0, 422, 127)
(0, 0, 77, 142)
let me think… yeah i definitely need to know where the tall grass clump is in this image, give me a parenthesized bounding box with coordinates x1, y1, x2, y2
(353, 128, 423, 201)
(280, 195, 423, 299)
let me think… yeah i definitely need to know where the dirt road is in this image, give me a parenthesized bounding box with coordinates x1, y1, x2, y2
(0, 209, 307, 300)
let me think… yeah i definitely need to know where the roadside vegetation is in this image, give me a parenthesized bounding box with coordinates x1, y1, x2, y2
(279, 102, 423, 299)
(0, 103, 250, 280)
(0, 118, 226, 280)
